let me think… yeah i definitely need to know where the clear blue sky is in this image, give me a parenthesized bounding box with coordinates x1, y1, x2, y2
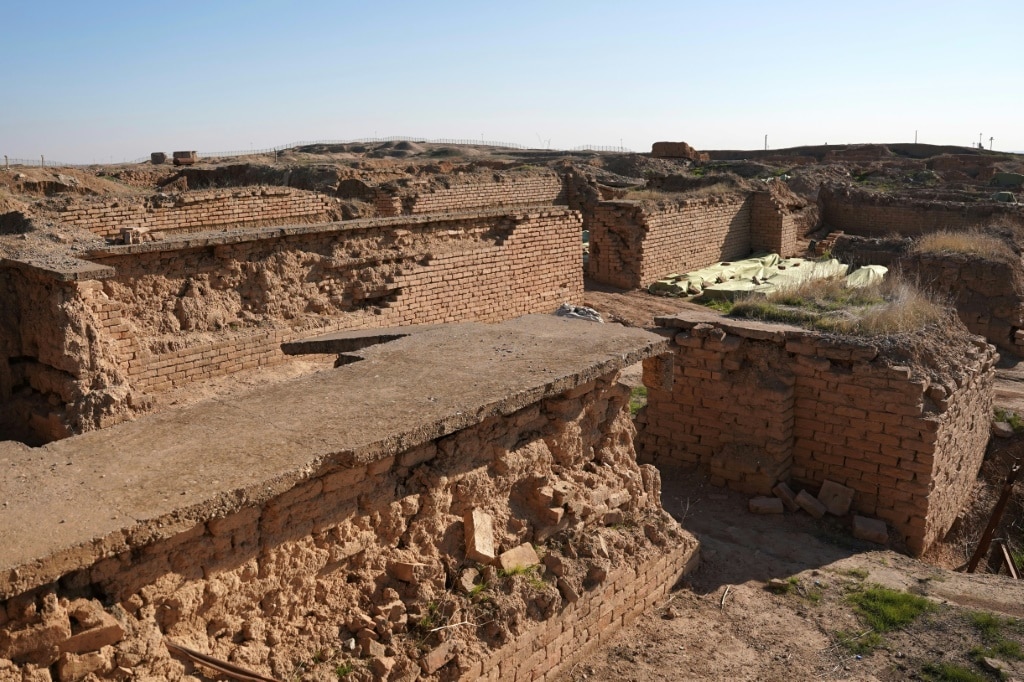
(3, 0, 1022, 163)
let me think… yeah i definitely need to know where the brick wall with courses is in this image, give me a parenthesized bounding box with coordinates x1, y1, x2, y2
(586, 191, 801, 290)
(819, 187, 1024, 237)
(637, 315, 997, 555)
(0, 375, 698, 681)
(587, 196, 753, 289)
(57, 187, 342, 238)
(7, 208, 583, 439)
(374, 173, 567, 216)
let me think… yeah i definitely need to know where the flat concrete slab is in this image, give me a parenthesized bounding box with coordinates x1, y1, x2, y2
(0, 315, 667, 598)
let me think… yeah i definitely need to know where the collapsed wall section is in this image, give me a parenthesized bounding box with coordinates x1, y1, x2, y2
(374, 171, 566, 216)
(820, 185, 1024, 237)
(56, 187, 344, 238)
(0, 208, 584, 442)
(638, 311, 997, 555)
(0, 319, 697, 681)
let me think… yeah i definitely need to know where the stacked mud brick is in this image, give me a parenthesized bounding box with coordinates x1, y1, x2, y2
(0, 208, 583, 442)
(0, 338, 698, 681)
(639, 311, 997, 555)
(374, 172, 566, 216)
(587, 195, 754, 289)
(57, 187, 342, 238)
(586, 189, 804, 290)
(820, 185, 1024, 237)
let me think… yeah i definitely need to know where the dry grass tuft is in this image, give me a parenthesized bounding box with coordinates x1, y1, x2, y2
(729, 276, 946, 336)
(911, 230, 1015, 261)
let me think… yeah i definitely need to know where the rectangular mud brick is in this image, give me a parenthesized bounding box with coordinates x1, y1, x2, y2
(464, 509, 496, 564)
(852, 515, 889, 545)
(772, 482, 800, 512)
(498, 543, 540, 571)
(817, 479, 855, 516)
(795, 489, 827, 518)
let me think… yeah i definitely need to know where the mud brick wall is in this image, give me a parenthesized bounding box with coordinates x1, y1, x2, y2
(1, 209, 583, 442)
(57, 187, 343, 238)
(820, 185, 1024, 237)
(751, 191, 801, 256)
(901, 253, 1024, 353)
(374, 173, 566, 216)
(587, 196, 753, 289)
(0, 375, 698, 681)
(638, 314, 997, 555)
(587, 190, 803, 290)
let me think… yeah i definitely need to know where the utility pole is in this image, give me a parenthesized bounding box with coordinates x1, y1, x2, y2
(915, 130, 918, 144)
(979, 133, 984, 149)
(40, 155, 44, 167)
(764, 134, 768, 151)
(989, 136, 994, 151)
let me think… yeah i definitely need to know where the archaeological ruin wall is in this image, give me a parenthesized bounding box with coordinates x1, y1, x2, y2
(374, 172, 566, 217)
(56, 187, 344, 239)
(0, 319, 698, 682)
(818, 233, 1024, 353)
(586, 189, 803, 290)
(820, 185, 1024, 238)
(901, 251, 1024, 354)
(638, 310, 997, 555)
(0, 208, 583, 443)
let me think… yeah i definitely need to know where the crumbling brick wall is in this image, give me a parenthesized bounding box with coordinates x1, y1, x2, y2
(56, 187, 344, 238)
(374, 172, 566, 216)
(820, 185, 1024, 237)
(0, 208, 584, 442)
(638, 312, 997, 555)
(0, 374, 697, 681)
(901, 252, 1024, 353)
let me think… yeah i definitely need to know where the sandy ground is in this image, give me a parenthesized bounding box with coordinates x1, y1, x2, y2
(559, 465, 1024, 682)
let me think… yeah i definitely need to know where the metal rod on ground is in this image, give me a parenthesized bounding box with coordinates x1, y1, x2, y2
(966, 461, 1021, 573)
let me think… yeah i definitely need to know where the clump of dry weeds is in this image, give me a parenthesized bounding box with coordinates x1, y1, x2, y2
(911, 230, 1015, 261)
(729, 275, 947, 336)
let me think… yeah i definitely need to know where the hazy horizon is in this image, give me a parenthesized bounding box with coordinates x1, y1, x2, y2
(4, 0, 1022, 164)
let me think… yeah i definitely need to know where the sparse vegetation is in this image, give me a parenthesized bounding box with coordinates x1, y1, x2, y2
(629, 386, 647, 416)
(968, 611, 1024, 662)
(911, 230, 1015, 261)
(726, 276, 947, 336)
(624, 183, 733, 202)
(994, 408, 1024, 433)
(847, 585, 935, 633)
(335, 662, 354, 678)
(920, 661, 987, 682)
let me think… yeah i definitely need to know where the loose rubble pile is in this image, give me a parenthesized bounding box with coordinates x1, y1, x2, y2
(748, 479, 891, 546)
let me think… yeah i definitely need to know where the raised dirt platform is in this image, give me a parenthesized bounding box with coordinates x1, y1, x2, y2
(0, 314, 668, 598)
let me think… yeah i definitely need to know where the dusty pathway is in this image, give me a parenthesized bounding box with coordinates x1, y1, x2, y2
(560, 466, 1024, 682)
